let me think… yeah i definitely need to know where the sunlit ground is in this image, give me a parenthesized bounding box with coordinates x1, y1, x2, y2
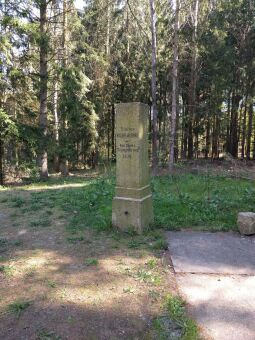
(0, 166, 254, 338)
(0, 178, 176, 339)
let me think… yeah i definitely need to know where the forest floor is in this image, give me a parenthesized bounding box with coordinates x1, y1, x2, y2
(0, 162, 254, 339)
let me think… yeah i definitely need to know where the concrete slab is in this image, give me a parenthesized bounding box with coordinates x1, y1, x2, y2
(167, 231, 255, 340)
(167, 231, 255, 275)
(177, 274, 255, 340)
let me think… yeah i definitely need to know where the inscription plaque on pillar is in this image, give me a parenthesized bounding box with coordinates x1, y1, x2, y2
(112, 102, 154, 234)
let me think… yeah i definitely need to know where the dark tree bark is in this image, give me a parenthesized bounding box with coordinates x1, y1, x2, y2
(228, 93, 242, 157)
(149, 0, 158, 175)
(187, 0, 199, 160)
(241, 96, 247, 159)
(38, 0, 49, 179)
(0, 137, 3, 185)
(60, 0, 69, 176)
(246, 103, 253, 159)
(169, 0, 180, 173)
(205, 119, 210, 159)
(111, 104, 115, 161)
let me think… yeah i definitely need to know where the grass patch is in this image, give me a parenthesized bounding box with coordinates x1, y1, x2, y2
(47, 280, 57, 288)
(135, 269, 161, 285)
(0, 256, 8, 262)
(85, 258, 99, 266)
(10, 196, 26, 208)
(166, 295, 200, 340)
(36, 329, 61, 340)
(29, 217, 51, 228)
(0, 265, 14, 277)
(0, 238, 8, 246)
(146, 259, 158, 269)
(7, 299, 31, 316)
(152, 174, 255, 231)
(151, 239, 168, 251)
(66, 235, 85, 243)
(9, 173, 253, 233)
(152, 295, 200, 340)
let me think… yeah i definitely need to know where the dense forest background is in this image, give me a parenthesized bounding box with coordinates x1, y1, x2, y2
(0, 0, 255, 183)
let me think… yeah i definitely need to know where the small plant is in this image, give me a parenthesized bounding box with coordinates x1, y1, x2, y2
(166, 295, 200, 340)
(127, 239, 144, 249)
(146, 259, 157, 269)
(36, 329, 61, 340)
(0, 256, 8, 262)
(47, 280, 57, 288)
(25, 267, 36, 278)
(66, 235, 84, 243)
(0, 238, 8, 246)
(11, 196, 25, 208)
(29, 218, 51, 228)
(152, 239, 168, 251)
(123, 287, 135, 294)
(149, 290, 160, 301)
(13, 240, 23, 247)
(7, 299, 31, 316)
(135, 269, 161, 285)
(0, 265, 14, 277)
(85, 258, 99, 266)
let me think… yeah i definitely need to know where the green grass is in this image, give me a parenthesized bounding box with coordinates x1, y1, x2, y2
(66, 235, 85, 243)
(10, 196, 26, 208)
(152, 174, 255, 231)
(29, 174, 255, 232)
(36, 329, 61, 340)
(4, 172, 249, 338)
(6, 173, 254, 235)
(152, 295, 200, 340)
(29, 217, 51, 228)
(85, 258, 99, 266)
(7, 299, 31, 316)
(0, 265, 14, 277)
(47, 280, 57, 288)
(166, 295, 200, 340)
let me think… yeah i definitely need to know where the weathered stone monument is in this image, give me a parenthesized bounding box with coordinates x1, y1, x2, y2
(237, 212, 255, 235)
(112, 102, 154, 234)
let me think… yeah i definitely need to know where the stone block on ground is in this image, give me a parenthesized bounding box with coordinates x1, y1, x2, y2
(237, 212, 255, 235)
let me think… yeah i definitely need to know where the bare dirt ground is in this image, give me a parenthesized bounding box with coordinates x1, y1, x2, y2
(0, 188, 177, 340)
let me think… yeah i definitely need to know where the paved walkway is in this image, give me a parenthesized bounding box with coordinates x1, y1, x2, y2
(167, 231, 255, 340)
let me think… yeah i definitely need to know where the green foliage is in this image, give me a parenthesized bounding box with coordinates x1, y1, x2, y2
(85, 258, 99, 266)
(7, 300, 31, 316)
(0, 109, 18, 139)
(152, 174, 255, 231)
(20, 174, 255, 235)
(58, 65, 98, 162)
(166, 295, 200, 340)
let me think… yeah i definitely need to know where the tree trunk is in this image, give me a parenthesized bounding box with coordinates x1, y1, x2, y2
(52, 0, 60, 172)
(0, 137, 4, 185)
(169, 0, 180, 173)
(53, 79, 60, 172)
(149, 0, 158, 175)
(205, 119, 210, 159)
(241, 95, 247, 159)
(229, 93, 241, 157)
(38, 0, 49, 179)
(60, 0, 69, 176)
(246, 102, 253, 159)
(111, 104, 115, 161)
(187, 0, 199, 160)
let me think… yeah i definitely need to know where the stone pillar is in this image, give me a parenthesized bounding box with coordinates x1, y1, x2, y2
(112, 102, 154, 234)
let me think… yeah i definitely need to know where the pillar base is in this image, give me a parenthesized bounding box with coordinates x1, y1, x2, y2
(112, 195, 154, 234)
